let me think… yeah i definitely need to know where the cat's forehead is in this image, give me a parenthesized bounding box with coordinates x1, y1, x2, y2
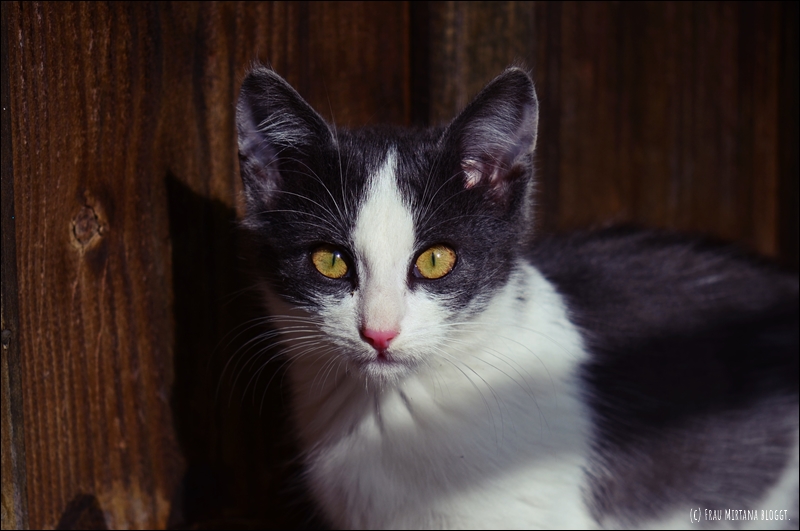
(337, 126, 441, 178)
(330, 126, 452, 210)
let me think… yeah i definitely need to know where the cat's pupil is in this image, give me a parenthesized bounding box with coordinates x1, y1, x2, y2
(430, 251, 436, 267)
(311, 246, 349, 279)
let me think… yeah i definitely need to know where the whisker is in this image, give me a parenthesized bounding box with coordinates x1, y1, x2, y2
(419, 178, 482, 229)
(225, 333, 321, 405)
(324, 99, 351, 223)
(313, 351, 344, 393)
(429, 346, 502, 443)
(418, 168, 465, 226)
(256, 187, 344, 234)
(254, 342, 327, 401)
(221, 324, 311, 384)
(276, 164, 350, 234)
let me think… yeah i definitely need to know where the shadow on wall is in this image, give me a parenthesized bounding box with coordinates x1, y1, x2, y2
(164, 174, 319, 529)
(55, 494, 107, 530)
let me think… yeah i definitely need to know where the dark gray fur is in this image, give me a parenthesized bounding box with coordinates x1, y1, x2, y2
(529, 229, 799, 526)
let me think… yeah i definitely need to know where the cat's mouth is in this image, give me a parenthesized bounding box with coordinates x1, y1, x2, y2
(354, 349, 416, 381)
(359, 350, 403, 367)
(374, 350, 394, 364)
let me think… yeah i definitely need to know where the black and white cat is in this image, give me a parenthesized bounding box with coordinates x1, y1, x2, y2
(235, 66, 799, 529)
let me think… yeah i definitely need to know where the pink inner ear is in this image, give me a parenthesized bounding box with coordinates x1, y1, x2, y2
(461, 158, 501, 189)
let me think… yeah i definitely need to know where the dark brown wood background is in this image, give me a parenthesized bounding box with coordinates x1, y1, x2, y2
(1, 2, 797, 529)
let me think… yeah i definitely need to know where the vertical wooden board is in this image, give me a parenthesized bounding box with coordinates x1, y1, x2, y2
(746, 2, 781, 258)
(528, 2, 564, 232)
(683, 3, 742, 242)
(778, 1, 799, 269)
(304, 1, 410, 127)
(8, 2, 182, 528)
(626, 2, 676, 230)
(0, 343, 24, 531)
(153, 7, 268, 526)
(558, 2, 628, 229)
(425, 1, 537, 125)
(2, 3, 28, 528)
(627, 3, 777, 255)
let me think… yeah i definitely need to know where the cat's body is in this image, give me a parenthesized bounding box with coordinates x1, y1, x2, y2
(236, 67, 799, 529)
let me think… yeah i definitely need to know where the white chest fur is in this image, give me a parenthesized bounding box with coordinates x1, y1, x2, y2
(287, 265, 596, 529)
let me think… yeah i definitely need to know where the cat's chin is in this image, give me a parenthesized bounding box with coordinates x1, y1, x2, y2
(353, 352, 416, 386)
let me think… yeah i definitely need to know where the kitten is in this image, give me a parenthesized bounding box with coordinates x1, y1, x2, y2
(235, 66, 799, 529)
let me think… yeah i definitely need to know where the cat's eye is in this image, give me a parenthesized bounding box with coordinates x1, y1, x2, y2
(311, 245, 350, 279)
(414, 245, 457, 280)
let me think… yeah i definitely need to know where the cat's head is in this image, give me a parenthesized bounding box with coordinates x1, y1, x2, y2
(237, 66, 538, 386)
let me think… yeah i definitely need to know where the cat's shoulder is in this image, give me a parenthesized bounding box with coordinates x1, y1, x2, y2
(526, 225, 798, 310)
(525, 224, 798, 406)
(525, 224, 798, 365)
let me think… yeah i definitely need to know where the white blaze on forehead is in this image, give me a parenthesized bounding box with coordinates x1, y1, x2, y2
(353, 149, 415, 332)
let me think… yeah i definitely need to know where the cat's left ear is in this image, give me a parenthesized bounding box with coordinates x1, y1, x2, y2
(236, 66, 333, 206)
(442, 67, 538, 199)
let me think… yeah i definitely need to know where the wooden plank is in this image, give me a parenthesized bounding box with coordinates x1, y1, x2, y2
(6, 1, 411, 528)
(530, 2, 564, 233)
(558, 1, 628, 229)
(778, 0, 799, 269)
(425, 1, 537, 126)
(422, 1, 791, 260)
(8, 2, 184, 528)
(1, 1, 29, 528)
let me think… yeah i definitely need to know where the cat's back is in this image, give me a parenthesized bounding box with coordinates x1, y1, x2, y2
(528, 226, 797, 333)
(528, 227, 799, 528)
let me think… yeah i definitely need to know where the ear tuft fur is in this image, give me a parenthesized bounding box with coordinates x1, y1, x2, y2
(236, 67, 333, 205)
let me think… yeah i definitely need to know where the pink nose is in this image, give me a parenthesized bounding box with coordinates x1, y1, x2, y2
(360, 328, 398, 351)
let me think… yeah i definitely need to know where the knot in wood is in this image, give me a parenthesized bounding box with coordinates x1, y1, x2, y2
(72, 205, 101, 246)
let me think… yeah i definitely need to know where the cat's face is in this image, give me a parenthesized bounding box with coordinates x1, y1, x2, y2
(237, 67, 538, 386)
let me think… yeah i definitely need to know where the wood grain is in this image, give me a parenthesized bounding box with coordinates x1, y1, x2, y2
(8, 3, 183, 528)
(2, 2, 29, 529)
(423, 1, 796, 262)
(778, 1, 799, 268)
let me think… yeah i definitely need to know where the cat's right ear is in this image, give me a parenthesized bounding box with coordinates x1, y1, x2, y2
(236, 67, 333, 205)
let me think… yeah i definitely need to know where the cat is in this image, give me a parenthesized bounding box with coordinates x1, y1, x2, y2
(235, 65, 799, 529)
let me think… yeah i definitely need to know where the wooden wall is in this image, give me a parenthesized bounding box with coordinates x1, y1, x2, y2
(1, 2, 797, 529)
(419, 1, 798, 259)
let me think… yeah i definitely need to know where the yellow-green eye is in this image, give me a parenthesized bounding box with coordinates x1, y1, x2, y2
(414, 245, 457, 279)
(311, 246, 349, 279)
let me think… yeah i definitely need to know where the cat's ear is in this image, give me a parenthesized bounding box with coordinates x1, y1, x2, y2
(236, 66, 333, 203)
(442, 67, 538, 199)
